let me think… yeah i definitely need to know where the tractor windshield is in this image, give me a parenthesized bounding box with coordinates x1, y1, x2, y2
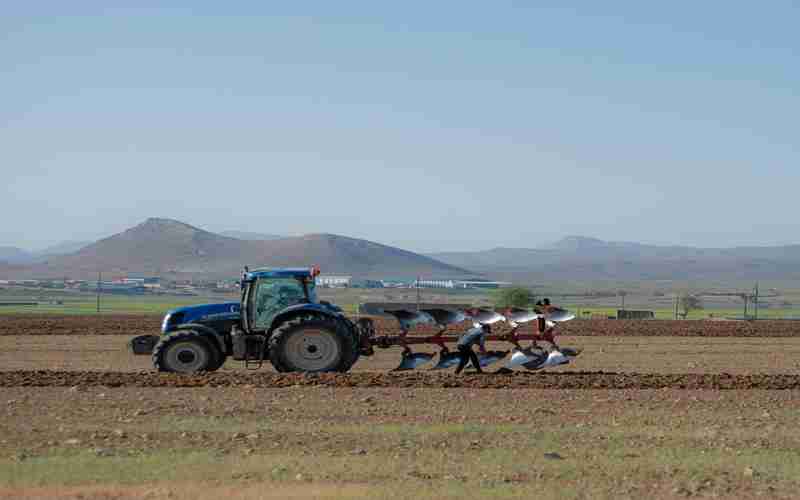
(253, 278, 308, 330)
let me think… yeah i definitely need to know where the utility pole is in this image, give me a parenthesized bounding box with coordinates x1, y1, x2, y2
(96, 271, 101, 313)
(416, 275, 421, 311)
(754, 282, 759, 320)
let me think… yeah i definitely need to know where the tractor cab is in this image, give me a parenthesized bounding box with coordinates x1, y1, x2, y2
(240, 266, 322, 333)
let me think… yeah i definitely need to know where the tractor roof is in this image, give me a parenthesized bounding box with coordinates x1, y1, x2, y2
(244, 267, 318, 280)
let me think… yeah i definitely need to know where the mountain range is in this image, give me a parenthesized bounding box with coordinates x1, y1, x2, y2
(218, 230, 284, 241)
(3, 223, 800, 283)
(0, 218, 470, 280)
(0, 241, 93, 265)
(428, 236, 800, 282)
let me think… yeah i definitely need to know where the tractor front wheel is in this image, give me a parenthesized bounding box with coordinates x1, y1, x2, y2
(268, 317, 358, 373)
(153, 331, 220, 373)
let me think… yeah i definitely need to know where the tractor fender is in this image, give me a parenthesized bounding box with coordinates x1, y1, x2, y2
(174, 323, 228, 355)
(269, 304, 345, 334)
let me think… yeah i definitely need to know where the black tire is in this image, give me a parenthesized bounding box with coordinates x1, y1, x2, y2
(335, 317, 360, 367)
(206, 350, 227, 371)
(268, 316, 358, 373)
(153, 330, 219, 373)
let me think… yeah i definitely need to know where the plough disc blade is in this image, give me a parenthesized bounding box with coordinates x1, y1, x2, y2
(421, 309, 468, 327)
(523, 350, 569, 371)
(393, 352, 435, 371)
(431, 351, 462, 370)
(469, 309, 506, 326)
(505, 308, 540, 324)
(545, 308, 576, 322)
(505, 348, 547, 369)
(560, 347, 582, 358)
(385, 309, 435, 330)
(476, 350, 509, 368)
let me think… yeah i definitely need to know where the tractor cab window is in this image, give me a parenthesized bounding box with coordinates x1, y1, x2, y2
(253, 278, 307, 330)
(305, 278, 318, 303)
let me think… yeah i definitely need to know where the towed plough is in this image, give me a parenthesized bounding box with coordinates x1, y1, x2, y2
(130, 267, 580, 374)
(377, 305, 579, 372)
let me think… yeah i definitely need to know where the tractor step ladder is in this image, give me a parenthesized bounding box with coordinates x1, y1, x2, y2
(244, 335, 268, 370)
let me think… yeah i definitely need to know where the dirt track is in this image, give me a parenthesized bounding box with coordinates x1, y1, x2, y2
(0, 314, 161, 336)
(3, 370, 800, 390)
(2, 314, 800, 337)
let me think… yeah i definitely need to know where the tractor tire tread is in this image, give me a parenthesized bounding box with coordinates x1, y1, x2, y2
(268, 315, 358, 373)
(152, 330, 221, 373)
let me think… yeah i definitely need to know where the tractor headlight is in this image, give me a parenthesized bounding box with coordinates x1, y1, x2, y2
(161, 312, 185, 333)
(161, 314, 172, 333)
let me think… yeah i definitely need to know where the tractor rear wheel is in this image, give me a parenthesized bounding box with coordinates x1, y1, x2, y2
(153, 330, 220, 373)
(268, 316, 358, 373)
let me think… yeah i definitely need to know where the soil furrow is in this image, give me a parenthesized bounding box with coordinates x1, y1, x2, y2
(2, 370, 800, 390)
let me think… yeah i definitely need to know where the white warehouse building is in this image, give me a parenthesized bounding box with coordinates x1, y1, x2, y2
(316, 275, 352, 288)
(411, 279, 456, 289)
(411, 279, 513, 289)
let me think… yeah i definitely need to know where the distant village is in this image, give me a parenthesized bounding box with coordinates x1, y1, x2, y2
(0, 274, 511, 296)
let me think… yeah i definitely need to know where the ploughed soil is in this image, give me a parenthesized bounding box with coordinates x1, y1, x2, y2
(2, 334, 799, 375)
(3, 316, 800, 498)
(2, 386, 800, 499)
(2, 370, 800, 390)
(2, 314, 800, 337)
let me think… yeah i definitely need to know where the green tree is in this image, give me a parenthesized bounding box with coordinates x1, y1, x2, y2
(678, 294, 703, 319)
(493, 287, 534, 308)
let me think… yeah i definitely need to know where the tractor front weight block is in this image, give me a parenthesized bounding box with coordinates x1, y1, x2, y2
(129, 335, 159, 355)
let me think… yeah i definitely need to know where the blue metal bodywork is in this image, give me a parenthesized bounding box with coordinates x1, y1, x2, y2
(161, 302, 240, 333)
(162, 268, 342, 335)
(244, 268, 314, 281)
(273, 302, 344, 320)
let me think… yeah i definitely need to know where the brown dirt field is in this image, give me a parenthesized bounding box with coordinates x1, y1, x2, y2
(2, 370, 800, 390)
(2, 386, 800, 499)
(3, 316, 800, 498)
(1, 335, 799, 375)
(0, 315, 161, 336)
(2, 315, 800, 337)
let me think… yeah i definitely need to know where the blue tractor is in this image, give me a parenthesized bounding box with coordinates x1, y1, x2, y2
(130, 267, 374, 373)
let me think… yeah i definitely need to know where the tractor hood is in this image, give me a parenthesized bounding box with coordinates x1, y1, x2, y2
(162, 302, 240, 333)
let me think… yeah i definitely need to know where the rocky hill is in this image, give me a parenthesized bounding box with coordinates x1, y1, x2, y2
(1, 218, 471, 280)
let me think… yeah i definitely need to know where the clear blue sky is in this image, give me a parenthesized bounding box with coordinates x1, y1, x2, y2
(3, 2, 799, 252)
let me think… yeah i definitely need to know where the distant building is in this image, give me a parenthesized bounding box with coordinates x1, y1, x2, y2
(79, 281, 146, 294)
(411, 279, 456, 289)
(316, 275, 352, 288)
(380, 280, 409, 288)
(617, 310, 655, 320)
(454, 280, 512, 289)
